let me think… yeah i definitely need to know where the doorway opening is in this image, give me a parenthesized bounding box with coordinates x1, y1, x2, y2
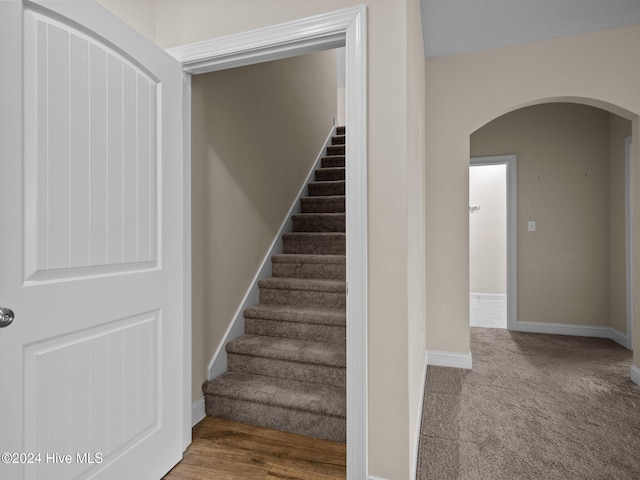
(469, 156, 517, 330)
(190, 47, 345, 439)
(170, 7, 368, 477)
(470, 103, 632, 349)
(469, 162, 507, 328)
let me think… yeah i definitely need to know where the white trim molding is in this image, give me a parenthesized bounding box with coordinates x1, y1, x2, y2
(167, 7, 363, 74)
(625, 135, 634, 352)
(609, 328, 629, 349)
(182, 71, 193, 451)
(368, 476, 391, 480)
(514, 321, 631, 349)
(427, 350, 473, 370)
(411, 355, 429, 480)
(470, 155, 517, 331)
(168, 7, 368, 479)
(191, 397, 206, 427)
(631, 365, 640, 385)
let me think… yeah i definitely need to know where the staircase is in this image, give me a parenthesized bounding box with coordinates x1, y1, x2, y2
(203, 126, 347, 443)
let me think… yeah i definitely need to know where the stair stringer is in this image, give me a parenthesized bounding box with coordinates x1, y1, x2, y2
(207, 125, 339, 380)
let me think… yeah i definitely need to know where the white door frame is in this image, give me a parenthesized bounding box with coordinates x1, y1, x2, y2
(626, 135, 634, 350)
(167, 7, 368, 478)
(470, 155, 518, 330)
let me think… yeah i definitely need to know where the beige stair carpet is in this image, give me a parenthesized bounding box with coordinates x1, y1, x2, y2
(203, 126, 347, 443)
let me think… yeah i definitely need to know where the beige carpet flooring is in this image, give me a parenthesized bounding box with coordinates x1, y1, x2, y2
(418, 328, 640, 480)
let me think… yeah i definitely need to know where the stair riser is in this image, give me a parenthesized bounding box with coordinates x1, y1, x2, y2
(283, 235, 345, 255)
(315, 169, 345, 181)
(245, 318, 346, 345)
(321, 156, 345, 168)
(300, 197, 345, 213)
(204, 396, 346, 443)
(336, 126, 345, 136)
(327, 145, 345, 156)
(308, 182, 345, 196)
(260, 288, 346, 308)
(227, 354, 345, 388)
(272, 262, 345, 280)
(292, 215, 345, 233)
(331, 135, 345, 145)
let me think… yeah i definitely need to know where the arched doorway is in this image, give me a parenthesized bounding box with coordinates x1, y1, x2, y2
(469, 102, 633, 349)
(424, 24, 640, 380)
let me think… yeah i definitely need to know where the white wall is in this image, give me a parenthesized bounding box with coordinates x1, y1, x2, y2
(469, 164, 507, 295)
(96, 0, 156, 42)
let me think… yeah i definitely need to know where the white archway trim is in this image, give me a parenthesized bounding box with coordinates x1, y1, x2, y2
(168, 6, 368, 479)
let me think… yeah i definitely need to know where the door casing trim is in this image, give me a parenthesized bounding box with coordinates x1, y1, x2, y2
(168, 6, 368, 478)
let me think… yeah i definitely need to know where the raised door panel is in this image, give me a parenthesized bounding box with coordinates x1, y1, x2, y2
(24, 312, 159, 480)
(24, 10, 158, 283)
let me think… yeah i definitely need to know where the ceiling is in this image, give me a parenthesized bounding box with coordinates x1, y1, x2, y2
(421, 0, 640, 58)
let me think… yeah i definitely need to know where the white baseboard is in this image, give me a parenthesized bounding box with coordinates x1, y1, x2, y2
(191, 397, 206, 427)
(609, 328, 630, 349)
(207, 126, 337, 381)
(469, 292, 506, 302)
(426, 350, 472, 369)
(514, 321, 630, 349)
(631, 365, 640, 385)
(369, 476, 390, 480)
(411, 354, 428, 480)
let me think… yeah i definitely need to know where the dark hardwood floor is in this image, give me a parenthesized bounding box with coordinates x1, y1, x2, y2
(163, 417, 346, 479)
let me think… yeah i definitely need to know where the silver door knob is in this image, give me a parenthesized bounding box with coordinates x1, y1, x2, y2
(0, 308, 14, 328)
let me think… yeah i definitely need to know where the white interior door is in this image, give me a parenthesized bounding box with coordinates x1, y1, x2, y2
(0, 1, 185, 479)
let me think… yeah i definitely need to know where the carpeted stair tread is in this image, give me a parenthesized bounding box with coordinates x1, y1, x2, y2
(245, 318, 345, 345)
(203, 372, 345, 418)
(271, 254, 345, 280)
(308, 180, 345, 196)
(244, 304, 345, 326)
(336, 126, 345, 136)
(203, 126, 349, 442)
(259, 276, 346, 308)
(321, 156, 345, 168)
(283, 232, 346, 255)
(331, 135, 345, 145)
(327, 145, 345, 156)
(300, 195, 345, 213)
(315, 167, 345, 181)
(292, 212, 345, 232)
(258, 276, 345, 293)
(226, 334, 345, 367)
(272, 254, 345, 265)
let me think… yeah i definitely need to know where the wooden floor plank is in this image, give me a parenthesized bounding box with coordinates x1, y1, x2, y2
(163, 417, 346, 480)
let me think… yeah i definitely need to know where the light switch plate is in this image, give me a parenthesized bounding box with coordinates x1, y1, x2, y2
(528, 221, 536, 231)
